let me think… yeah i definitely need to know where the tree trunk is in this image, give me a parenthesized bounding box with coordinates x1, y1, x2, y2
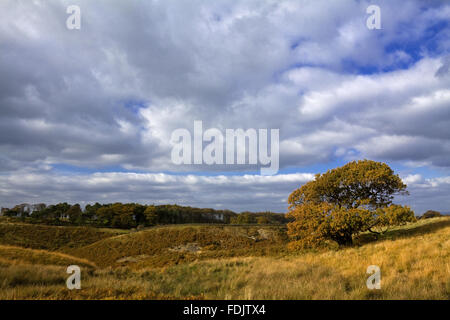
(334, 234, 353, 246)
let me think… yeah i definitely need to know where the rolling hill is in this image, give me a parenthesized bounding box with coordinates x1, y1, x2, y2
(0, 217, 448, 299)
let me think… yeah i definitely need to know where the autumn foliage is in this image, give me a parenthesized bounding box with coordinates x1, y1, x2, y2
(287, 160, 416, 248)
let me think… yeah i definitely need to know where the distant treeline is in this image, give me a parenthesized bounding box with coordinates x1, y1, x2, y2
(0, 202, 290, 229)
(418, 210, 444, 219)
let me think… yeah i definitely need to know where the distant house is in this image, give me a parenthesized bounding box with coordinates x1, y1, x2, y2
(33, 203, 46, 212)
(59, 213, 70, 220)
(213, 213, 224, 221)
(0, 207, 9, 216)
(5, 203, 47, 217)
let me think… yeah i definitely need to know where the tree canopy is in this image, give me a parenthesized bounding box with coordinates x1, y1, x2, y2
(2, 202, 286, 229)
(287, 160, 415, 247)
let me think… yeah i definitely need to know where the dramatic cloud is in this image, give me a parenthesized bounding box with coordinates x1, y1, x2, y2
(398, 174, 450, 213)
(0, 170, 314, 212)
(0, 0, 449, 212)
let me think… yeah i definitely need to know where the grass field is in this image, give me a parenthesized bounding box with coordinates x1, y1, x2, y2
(0, 219, 127, 251)
(0, 217, 448, 299)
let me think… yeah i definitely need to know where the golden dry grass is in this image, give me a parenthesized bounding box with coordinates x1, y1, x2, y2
(0, 217, 448, 299)
(0, 220, 127, 251)
(70, 225, 288, 268)
(0, 245, 96, 268)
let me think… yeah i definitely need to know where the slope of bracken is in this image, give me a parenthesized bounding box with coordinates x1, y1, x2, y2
(0, 217, 448, 299)
(0, 220, 127, 251)
(0, 245, 96, 268)
(70, 225, 289, 268)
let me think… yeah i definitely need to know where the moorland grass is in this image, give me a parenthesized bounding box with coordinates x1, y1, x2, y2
(0, 220, 127, 251)
(70, 225, 289, 268)
(0, 217, 448, 299)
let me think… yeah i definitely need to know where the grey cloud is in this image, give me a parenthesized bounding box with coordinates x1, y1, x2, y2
(1, 0, 450, 211)
(0, 171, 314, 212)
(398, 174, 450, 214)
(1, 0, 449, 172)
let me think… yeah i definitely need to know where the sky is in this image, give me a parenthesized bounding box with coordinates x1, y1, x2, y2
(0, 0, 450, 213)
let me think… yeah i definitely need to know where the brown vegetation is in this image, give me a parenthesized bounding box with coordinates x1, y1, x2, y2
(287, 160, 416, 247)
(0, 220, 126, 251)
(0, 216, 448, 299)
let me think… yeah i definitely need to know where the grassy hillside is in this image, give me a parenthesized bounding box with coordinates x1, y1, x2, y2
(0, 217, 448, 299)
(71, 224, 289, 268)
(0, 245, 97, 300)
(0, 220, 128, 251)
(0, 245, 96, 268)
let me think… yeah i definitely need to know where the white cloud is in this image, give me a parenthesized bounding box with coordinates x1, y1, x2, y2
(0, 171, 314, 212)
(397, 174, 450, 213)
(1, 0, 450, 211)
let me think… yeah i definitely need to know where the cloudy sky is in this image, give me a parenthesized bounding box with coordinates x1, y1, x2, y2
(1, 0, 449, 213)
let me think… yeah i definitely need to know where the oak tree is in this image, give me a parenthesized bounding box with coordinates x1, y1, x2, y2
(287, 160, 415, 247)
